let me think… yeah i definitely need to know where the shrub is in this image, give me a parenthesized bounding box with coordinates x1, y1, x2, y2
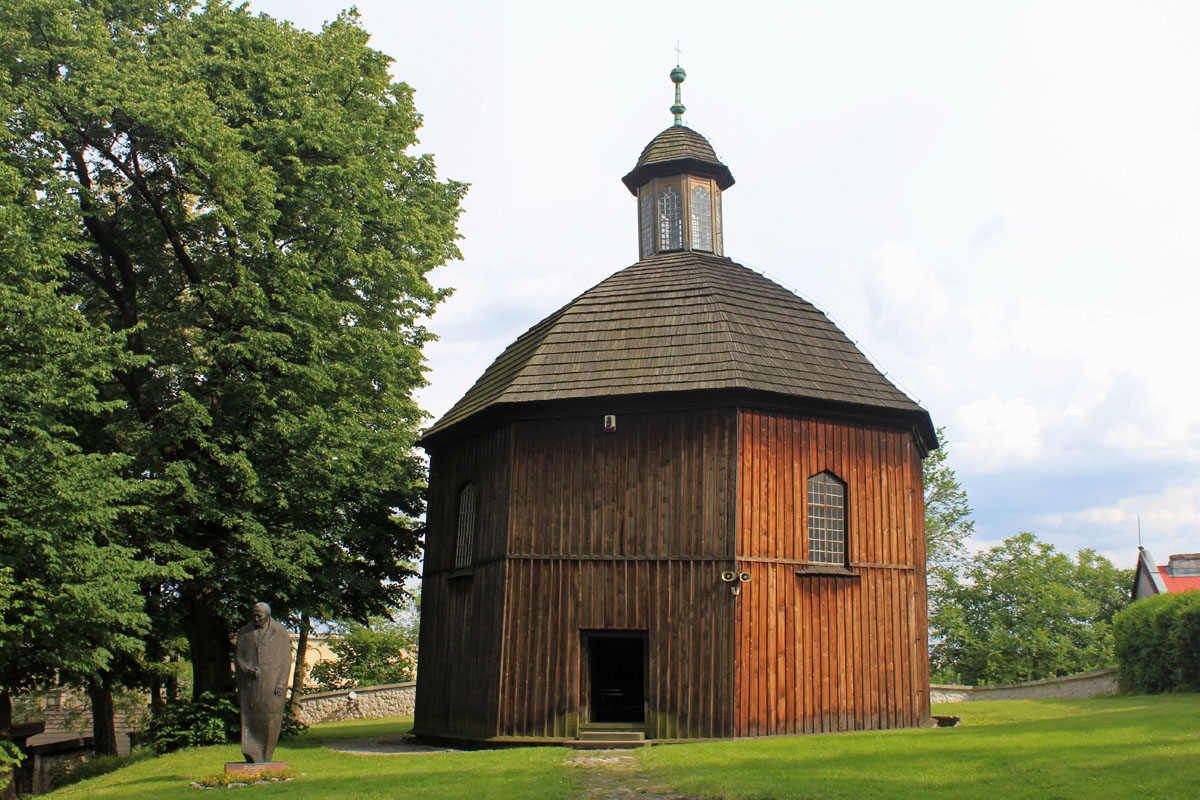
(1113, 591, 1200, 692)
(144, 692, 239, 753)
(144, 690, 307, 753)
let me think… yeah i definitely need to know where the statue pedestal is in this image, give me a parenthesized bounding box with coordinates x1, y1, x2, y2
(224, 761, 290, 777)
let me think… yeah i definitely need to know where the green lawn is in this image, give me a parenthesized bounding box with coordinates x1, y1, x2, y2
(639, 694, 1200, 799)
(43, 695, 1200, 799)
(45, 717, 576, 800)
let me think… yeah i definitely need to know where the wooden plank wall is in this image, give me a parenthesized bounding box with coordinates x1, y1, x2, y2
(497, 407, 738, 740)
(413, 426, 513, 739)
(734, 409, 930, 736)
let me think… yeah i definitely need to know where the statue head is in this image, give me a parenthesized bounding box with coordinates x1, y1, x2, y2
(252, 602, 271, 629)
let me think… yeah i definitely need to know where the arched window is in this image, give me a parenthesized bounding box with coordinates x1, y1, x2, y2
(807, 472, 846, 564)
(658, 185, 682, 251)
(454, 483, 477, 569)
(690, 184, 712, 251)
(639, 192, 654, 257)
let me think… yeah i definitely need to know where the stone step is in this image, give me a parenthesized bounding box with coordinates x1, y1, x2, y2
(568, 738, 649, 750)
(576, 730, 645, 742)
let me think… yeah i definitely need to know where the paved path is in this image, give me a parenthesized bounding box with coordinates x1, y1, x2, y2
(565, 750, 710, 800)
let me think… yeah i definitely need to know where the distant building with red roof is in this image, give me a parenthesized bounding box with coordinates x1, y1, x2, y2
(1132, 549, 1200, 600)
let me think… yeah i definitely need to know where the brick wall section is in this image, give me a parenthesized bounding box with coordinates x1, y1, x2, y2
(295, 682, 416, 724)
(929, 669, 1118, 703)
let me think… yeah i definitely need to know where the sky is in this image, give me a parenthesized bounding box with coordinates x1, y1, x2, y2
(249, 0, 1200, 571)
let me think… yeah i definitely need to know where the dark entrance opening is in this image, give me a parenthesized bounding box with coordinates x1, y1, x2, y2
(586, 633, 646, 723)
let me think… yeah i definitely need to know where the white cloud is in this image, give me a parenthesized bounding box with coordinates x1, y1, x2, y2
(1038, 480, 1200, 559)
(954, 397, 1047, 471)
(1027, 0, 1200, 199)
(860, 243, 951, 345)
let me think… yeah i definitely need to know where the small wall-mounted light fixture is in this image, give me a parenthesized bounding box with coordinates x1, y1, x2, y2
(603, 414, 617, 432)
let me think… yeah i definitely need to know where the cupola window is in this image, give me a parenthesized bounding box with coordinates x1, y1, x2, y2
(690, 184, 713, 252)
(639, 193, 653, 258)
(658, 185, 682, 251)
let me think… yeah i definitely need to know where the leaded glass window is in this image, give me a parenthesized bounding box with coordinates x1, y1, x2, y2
(658, 185, 682, 251)
(690, 184, 712, 252)
(714, 190, 723, 254)
(455, 483, 477, 569)
(807, 472, 846, 564)
(639, 192, 653, 257)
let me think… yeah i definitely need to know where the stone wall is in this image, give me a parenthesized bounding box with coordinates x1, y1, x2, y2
(295, 682, 416, 724)
(930, 668, 1119, 703)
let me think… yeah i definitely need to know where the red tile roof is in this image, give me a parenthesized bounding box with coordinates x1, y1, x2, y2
(1158, 566, 1200, 593)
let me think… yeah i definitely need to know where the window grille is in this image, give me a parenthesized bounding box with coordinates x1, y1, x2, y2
(455, 483, 476, 569)
(690, 184, 712, 251)
(807, 472, 846, 564)
(658, 186, 682, 251)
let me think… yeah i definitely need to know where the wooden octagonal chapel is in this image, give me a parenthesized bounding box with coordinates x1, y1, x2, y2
(413, 68, 938, 745)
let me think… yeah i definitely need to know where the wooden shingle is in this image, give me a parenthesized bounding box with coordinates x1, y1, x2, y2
(424, 251, 935, 447)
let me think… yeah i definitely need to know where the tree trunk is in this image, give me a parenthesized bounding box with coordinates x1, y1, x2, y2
(287, 613, 311, 717)
(180, 587, 233, 698)
(87, 680, 118, 756)
(0, 691, 11, 740)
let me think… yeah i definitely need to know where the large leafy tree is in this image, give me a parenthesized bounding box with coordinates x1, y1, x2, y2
(0, 157, 151, 749)
(0, 0, 465, 695)
(930, 532, 1132, 685)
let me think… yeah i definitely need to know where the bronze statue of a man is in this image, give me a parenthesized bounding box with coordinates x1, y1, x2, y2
(235, 602, 291, 763)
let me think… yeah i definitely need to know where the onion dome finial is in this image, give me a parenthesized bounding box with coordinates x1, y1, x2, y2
(670, 65, 686, 125)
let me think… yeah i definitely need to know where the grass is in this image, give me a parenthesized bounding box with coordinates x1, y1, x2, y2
(41, 695, 1200, 799)
(45, 716, 575, 800)
(638, 694, 1200, 799)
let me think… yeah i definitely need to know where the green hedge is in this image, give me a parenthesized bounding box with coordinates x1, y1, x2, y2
(1113, 591, 1200, 692)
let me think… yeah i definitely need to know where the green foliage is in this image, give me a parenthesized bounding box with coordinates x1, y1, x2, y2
(930, 532, 1133, 684)
(923, 427, 975, 568)
(0, 738, 22, 775)
(144, 692, 238, 753)
(1113, 590, 1200, 693)
(310, 617, 417, 690)
(0, 0, 464, 692)
(0, 153, 155, 696)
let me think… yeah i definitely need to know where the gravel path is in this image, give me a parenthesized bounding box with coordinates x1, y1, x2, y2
(565, 751, 711, 800)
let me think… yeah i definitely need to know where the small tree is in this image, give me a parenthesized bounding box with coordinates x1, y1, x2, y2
(930, 532, 1132, 685)
(310, 617, 417, 691)
(923, 427, 975, 568)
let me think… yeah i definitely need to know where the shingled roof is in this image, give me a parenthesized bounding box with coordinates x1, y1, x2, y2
(423, 251, 935, 448)
(622, 125, 735, 194)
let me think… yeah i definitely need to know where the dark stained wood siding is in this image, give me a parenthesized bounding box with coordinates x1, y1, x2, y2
(413, 426, 513, 739)
(495, 407, 738, 740)
(733, 409, 930, 736)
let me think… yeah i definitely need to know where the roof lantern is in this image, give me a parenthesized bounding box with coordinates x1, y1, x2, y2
(622, 65, 735, 259)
